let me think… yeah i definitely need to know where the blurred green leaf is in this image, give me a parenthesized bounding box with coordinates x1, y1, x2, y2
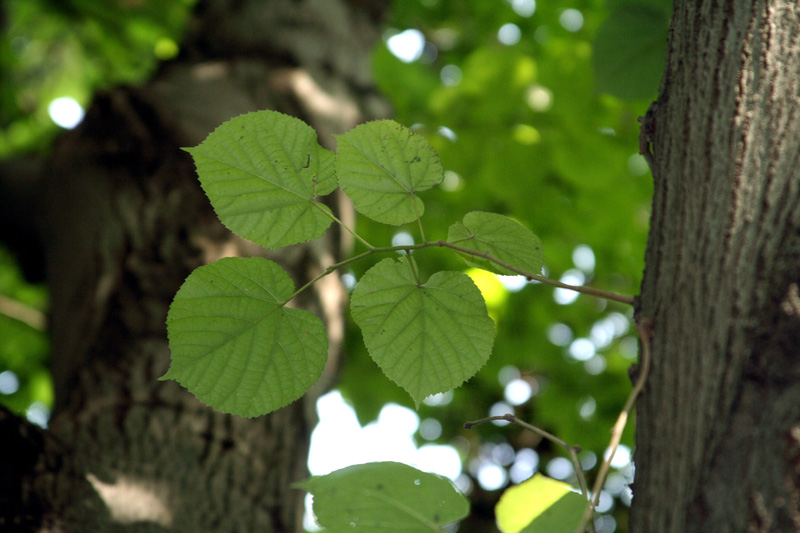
(298, 461, 469, 532)
(593, 3, 669, 99)
(496, 474, 589, 533)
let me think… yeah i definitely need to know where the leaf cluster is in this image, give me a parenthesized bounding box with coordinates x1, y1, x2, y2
(164, 110, 545, 415)
(163, 110, 600, 531)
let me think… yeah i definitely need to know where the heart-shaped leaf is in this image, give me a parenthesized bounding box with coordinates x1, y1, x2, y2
(162, 257, 327, 417)
(298, 462, 469, 532)
(186, 110, 336, 248)
(336, 120, 443, 225)
(350, 256, 494, 406)
(447, 211, 544, 276)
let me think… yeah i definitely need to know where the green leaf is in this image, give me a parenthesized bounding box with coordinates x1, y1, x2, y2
(593, 3, 669, 99)
(336, 120, 443, 225)
(298, 462, 469, 532)
(162, 257, 327, 417)
(350, 257, 494, 406)
(185, 110, 336, 249)
(447, 211, 544, 276)
(495, 474, 589, 533)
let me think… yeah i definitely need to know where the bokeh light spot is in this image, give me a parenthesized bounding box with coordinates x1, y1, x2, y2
(554, 269, 585, 304)
(154, 38, 179, 60)
(0, 370, 20, 395)
(504, 378, 533, 405)
(440, 64, 463, 86)
(498, 23, 522, 45)
(526, 84, 553, 112)
(441, 170, 462, 191)
(512, 124, 541, 145)
(498, 275, 527, 292)
(476, 462, 508, 490)
(545, 457, 573, 480)
(489, 401, 514, 425)
(568, 338, 595, 361)
(510, 0, 536, 17)
(419, 418, 443, 440)
(423, 390, 454, 406)
(572, 244, 595, 273)
(387, 29, 426, 63)
(48, 97, 85, 129)
(559, 9, 584, 32)
(547, 323, 573, 346)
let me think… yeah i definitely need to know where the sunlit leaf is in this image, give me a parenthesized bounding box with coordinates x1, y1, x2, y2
(162, 257, 327, 417)
(336, 120, 443, 225)
(350, 256, 494, 406)
(298, 462, 469, 532)
(448, 211, 544, 276)
(496, 474, 589, 533)
(593, 3, 669, 99)
(185, 110, 336, 249)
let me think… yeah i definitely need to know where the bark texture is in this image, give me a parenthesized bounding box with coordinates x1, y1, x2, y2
(1, 1, 388, 531)
(633, 1, 800, 531)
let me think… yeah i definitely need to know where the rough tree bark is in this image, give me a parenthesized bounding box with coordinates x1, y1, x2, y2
(1, 1, 388, 531)
(633, 1, 800, 531)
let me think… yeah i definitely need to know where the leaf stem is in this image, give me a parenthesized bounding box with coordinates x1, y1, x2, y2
(315, 202, 375, 250)
(405, 255, 422, 285)
(411, 193, 427, 242)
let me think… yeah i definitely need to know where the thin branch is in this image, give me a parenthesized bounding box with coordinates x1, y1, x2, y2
(434, 240, 634, 305)
(577, 318, 654, 530)
(282, 236, 634, 322)
(0, 293, 46, 330)
(464, 414, 592, 509)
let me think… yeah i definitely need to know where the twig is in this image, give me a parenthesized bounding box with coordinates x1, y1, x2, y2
(282, 239, 634, 309)
(577, 318, 654, 531)
(435, 240, 634, 305)
(0, 293, 46, 330)
(464, 413, 594, 530)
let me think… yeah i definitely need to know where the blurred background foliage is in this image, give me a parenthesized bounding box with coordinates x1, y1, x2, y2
(0, 0, 670, 531)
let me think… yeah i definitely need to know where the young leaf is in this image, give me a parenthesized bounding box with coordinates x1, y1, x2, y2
(447, 211, 544, 276)
(495, 474, 589, 533)
(162, 257, 327, 417)
(298, 462, 469, 532)
(185, 110, 336, 249)
(336, 120, 443, 225)
(350, 256, 494, 406)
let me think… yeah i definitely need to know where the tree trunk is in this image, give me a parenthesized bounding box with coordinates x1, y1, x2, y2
(633, 1, 800, 531)
(2, 1, 388, 531)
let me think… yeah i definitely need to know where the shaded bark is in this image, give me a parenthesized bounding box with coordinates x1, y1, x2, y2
(1, 1, 388, 531)
(633, 1, 800, 531)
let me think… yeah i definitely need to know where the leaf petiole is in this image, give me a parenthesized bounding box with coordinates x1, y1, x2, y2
(313, 202, 375, 250)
